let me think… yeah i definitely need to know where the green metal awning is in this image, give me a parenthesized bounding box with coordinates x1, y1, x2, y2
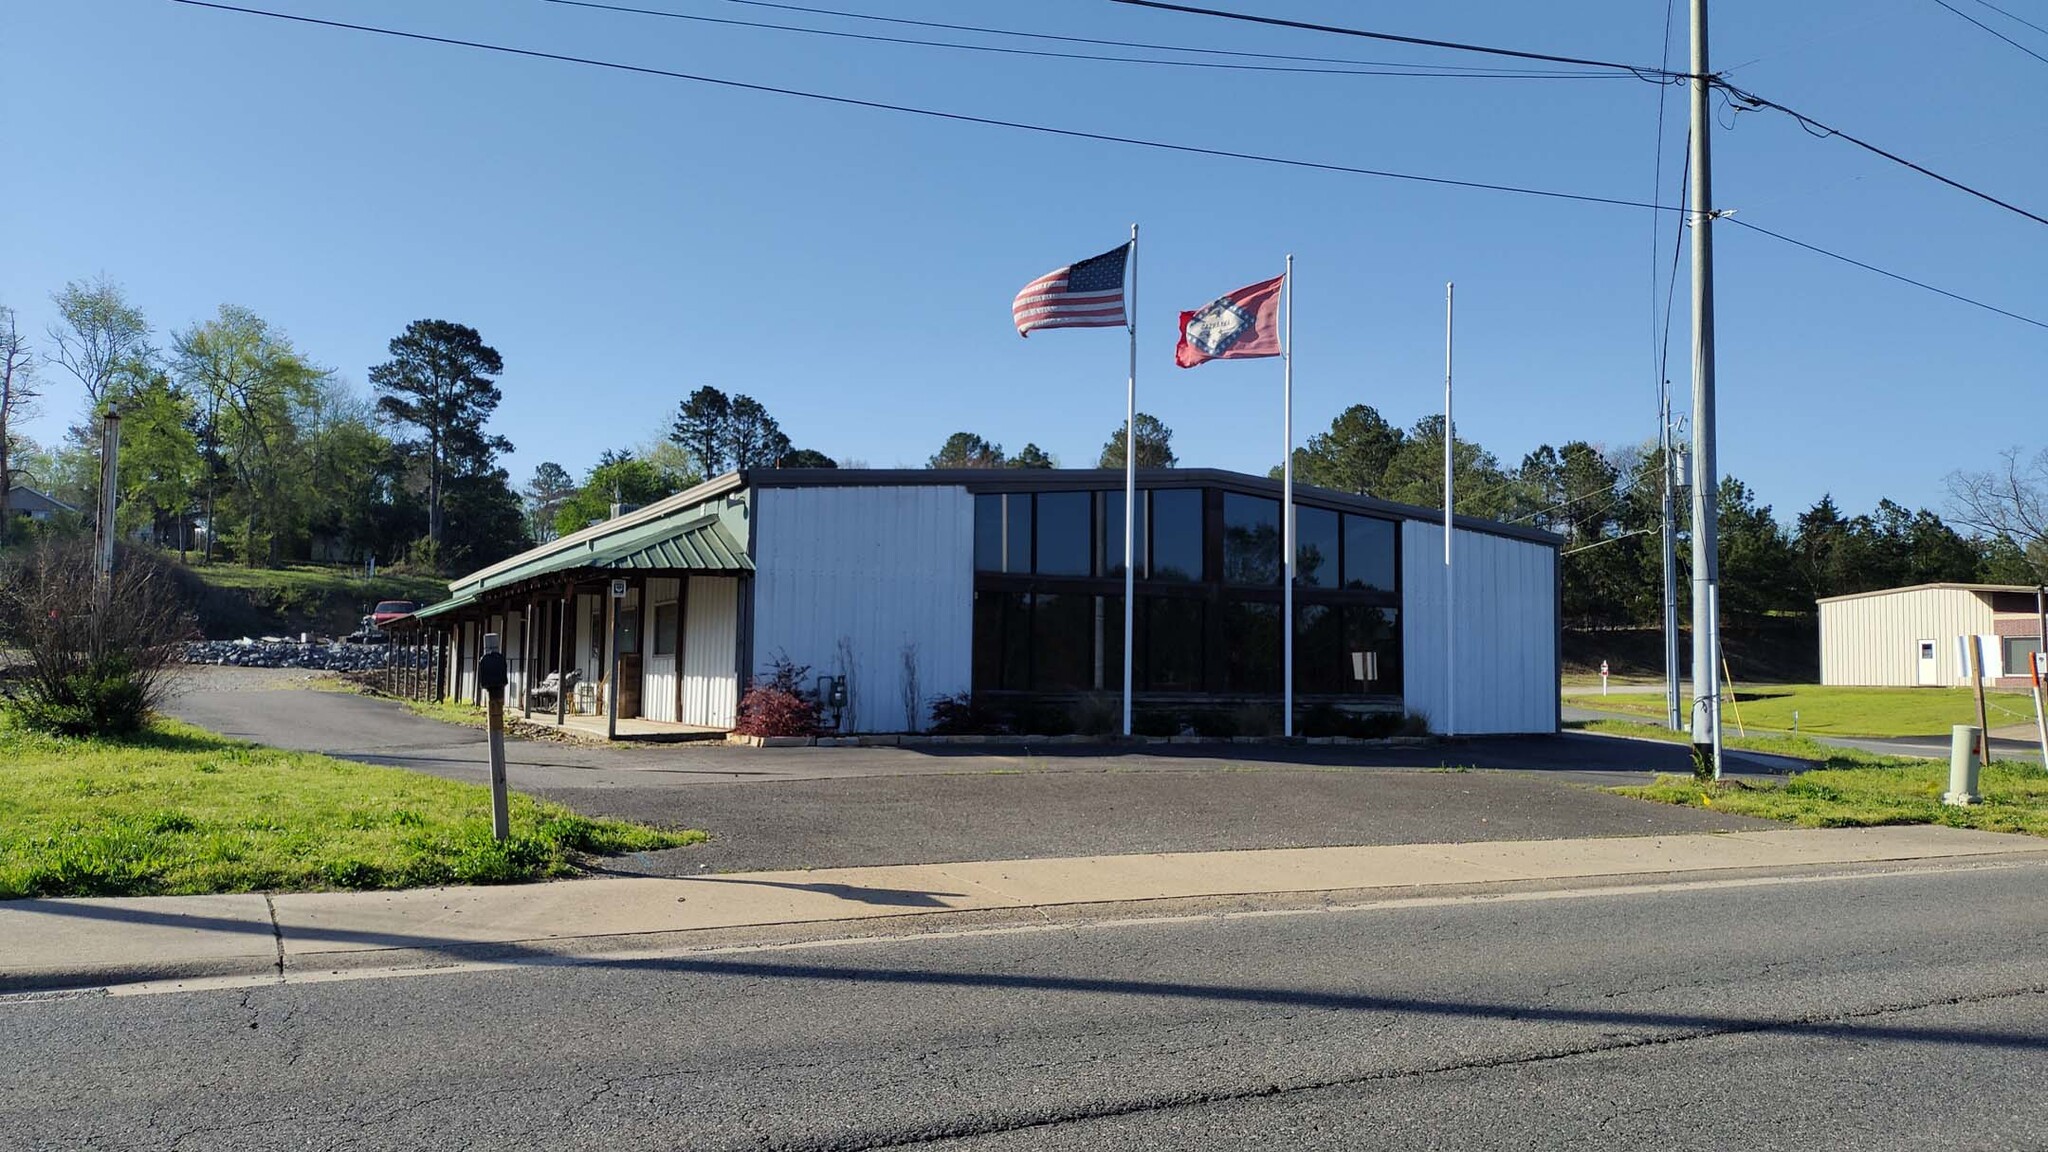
(402, 593, 479, 622)
(457, 513, 752, 598)
(584, 516, 751, 572)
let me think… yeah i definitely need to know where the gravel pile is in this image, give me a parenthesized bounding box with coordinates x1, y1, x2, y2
(181, 638, 432, 671)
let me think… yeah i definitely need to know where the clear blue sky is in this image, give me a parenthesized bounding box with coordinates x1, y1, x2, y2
(7, 0, 2043, 520)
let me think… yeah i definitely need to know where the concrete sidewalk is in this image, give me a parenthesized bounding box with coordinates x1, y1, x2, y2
(6, 826, 2043, 993)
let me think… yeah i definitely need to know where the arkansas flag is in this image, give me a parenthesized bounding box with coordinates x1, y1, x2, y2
(1175, 274, 1284, 368)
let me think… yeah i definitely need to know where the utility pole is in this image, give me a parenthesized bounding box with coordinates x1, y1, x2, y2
(1660, 384, 1680, 732)
(93, 404, 123, 607)
(1687, 0, 1723, 779)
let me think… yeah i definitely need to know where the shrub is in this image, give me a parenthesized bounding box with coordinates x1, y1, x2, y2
(928, 691, 1004, 735)
(733, 654, 822, 737)
(1067, 694, 1121, 736)
(0, 539, 192, 738)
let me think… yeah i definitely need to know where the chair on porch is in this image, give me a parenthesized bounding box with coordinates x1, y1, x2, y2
(529, 669, 580, 713)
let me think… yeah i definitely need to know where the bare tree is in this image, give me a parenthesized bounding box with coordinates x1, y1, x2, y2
(0, 303, 40, 508)
(1946, 446, 2048, 581)
(45, 276, 151, 409)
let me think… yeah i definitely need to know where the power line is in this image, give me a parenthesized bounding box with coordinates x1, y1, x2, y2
(710, 0, 1612, 72)
(1107, 0, 1689, 79)
(1565, 527, 1655, 556)
(1726, 217, 2048, 330)
(167, 1, 2048, 332)
(541, 0, 1626, 79)
(168, 1, 1686, 214)
(1111, 0, 2048, 229)
(1930, 0, 2048, 64)
(1964, 0, 2048, 39)
(1648, 0, 1678, 417)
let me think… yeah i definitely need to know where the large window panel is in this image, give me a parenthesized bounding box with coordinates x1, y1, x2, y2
(1344, 605, 1402, 696)
(1035, 491, 1092, 577)
(1149, 489, 1204, 581)
(1143, 596, 1205, 690)
(1343, 514, 1398, 592)
(1295, 603, 1345, 695)
(1296, 506, 1340, 588)
(1032, 592, 1094, 691)
(1222, 600, 1282, 692)
(973, 494, 1004, 572)
(1099, 490, 1146, 578)
(1223, 494, 1281, 586)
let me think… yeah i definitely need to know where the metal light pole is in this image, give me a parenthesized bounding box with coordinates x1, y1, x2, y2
(1660, 385, 1680, 731)
(1688, 0, 1723, 778)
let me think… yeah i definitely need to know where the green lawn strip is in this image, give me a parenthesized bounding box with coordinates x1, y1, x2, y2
(1564, 683, 2037, 737)
(182, 562, 447, 607)
(1588, 719, 2048, 838)
(0, 719, 702, 899)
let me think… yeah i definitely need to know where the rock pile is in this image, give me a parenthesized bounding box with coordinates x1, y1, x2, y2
(181, 638, 431, 672)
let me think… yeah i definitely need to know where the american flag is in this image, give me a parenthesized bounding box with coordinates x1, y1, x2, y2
(1012, 243, 1130, 337)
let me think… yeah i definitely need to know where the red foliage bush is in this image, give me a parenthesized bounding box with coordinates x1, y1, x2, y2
(732, 656, 823, 737)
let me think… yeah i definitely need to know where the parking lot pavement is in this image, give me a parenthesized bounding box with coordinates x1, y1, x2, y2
(164, 667, 1772, 873)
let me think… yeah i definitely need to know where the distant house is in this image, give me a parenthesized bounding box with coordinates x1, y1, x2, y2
(1, 486, 76, 524)
(1819, 583, 2045, 691)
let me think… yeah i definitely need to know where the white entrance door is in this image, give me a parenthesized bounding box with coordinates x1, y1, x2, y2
(642, 577, 681, 723)
(1916, 639, 1939, 686)
(681, 576, 739, 728)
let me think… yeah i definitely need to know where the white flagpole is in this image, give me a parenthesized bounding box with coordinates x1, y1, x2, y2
(1444, 282, 1456, 739)
(1122, 224, 1138, 738)
(1282, 255, 1295, 738)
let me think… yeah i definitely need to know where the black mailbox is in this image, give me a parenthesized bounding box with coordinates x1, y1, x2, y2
(479, 651, 509, 694)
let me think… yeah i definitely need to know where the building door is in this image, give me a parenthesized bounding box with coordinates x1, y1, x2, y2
(681, 576, 739, 728)
(1916, 639, 1939, 686)
(641, 577, 681, 723)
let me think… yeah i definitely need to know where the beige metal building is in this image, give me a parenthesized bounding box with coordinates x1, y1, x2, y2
(1818, 583, 2044, 690)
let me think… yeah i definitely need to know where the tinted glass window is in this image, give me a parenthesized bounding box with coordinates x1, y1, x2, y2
(972, 590, 1005, 690)
(652, 602, 679, 657)
(1343, 514, 1397, 592)
(1099, 490, 1146, 577)
(1144, 596, 1204, 690)
(1222, 600, 1281, 691)
(1295, 603, 1344, 694)
(1223, 494, 1281, 585)
(1035, 491, 1092, 576)
(973, 494, 1004, 572)
(1005, 496, 1033, 574)
(1032, 592, 1094, 690)
(1149, 489, 1204, 581)
(1295, 506, 1339, 588)
(1345, 605, 1401, 695)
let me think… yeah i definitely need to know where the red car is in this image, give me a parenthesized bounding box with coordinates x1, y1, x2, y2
(369, 600, 417, 628)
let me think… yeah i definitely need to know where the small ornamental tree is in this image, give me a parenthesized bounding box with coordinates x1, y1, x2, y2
(0, 538, 192, 737)
(732, 655, 823, 738)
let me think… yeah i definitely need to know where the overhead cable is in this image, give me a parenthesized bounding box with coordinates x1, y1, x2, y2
(1726, 218, 2048, 330)
(168, 1, 1685, 213)
(542, 0, 1625, 79)
(1930, 0, 2048, 65)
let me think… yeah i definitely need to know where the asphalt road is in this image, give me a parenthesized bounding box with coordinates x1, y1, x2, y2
(8, 860, 2043, 1150)
(1562, 701, 2046, 765)
(164, 669, 1770, 872)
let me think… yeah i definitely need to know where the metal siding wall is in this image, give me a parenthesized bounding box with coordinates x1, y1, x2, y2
(752, 486, 976, 733)
(682, 576, 739, 728)
(642, 577, 680, 723)
(1820, 588, 1994, 687)
(1399, 521, 1559, 734)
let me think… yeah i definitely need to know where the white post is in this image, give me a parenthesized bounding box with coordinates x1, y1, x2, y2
(1282, 254, 1295, 738)
(1443, 282, 1455, 738)
(1123, 224, 1138, 738)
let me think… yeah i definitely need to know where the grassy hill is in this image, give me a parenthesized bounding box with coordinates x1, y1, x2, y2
(170, 561, 448, 639)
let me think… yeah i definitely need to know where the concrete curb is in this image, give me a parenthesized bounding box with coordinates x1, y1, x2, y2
(6, 826, 2044, 995)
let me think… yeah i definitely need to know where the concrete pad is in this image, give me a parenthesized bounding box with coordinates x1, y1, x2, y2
(0, 894, 277, 986)
(271, 866, 1025, 961)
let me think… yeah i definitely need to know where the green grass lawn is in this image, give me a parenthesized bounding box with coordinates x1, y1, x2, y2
(183, 561, 448, 609)
(0, 719, 702, 899)
(1565, 683, 2038, 737)
(1589, 719, 2048, 837)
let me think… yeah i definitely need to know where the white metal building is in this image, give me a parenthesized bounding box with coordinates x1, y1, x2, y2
(411, 468, 1562, 736)
(1819, 583, 2045, 690)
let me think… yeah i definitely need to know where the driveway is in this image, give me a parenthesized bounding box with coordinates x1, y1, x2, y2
(166, 668, 1774, 873)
